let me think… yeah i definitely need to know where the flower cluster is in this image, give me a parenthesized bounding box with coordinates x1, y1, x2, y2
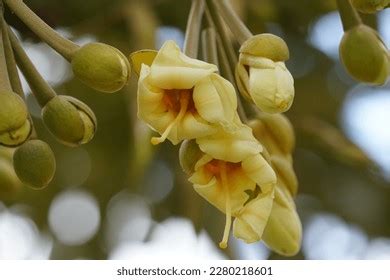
(134, 38, 301, 255)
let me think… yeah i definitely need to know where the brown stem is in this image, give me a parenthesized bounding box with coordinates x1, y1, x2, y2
(183, 0, 205, 58)
(210, 0, 252, 44)
(201, 28, 218, 65)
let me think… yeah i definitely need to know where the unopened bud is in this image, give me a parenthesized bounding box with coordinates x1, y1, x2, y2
(71, 43, 131, 93)
(42, 95, 97, 147)
(13, 140, 56, 189)
(340, 24, 389, 85)
(262, 185, 302, 256)
(0, 91, 31, 147)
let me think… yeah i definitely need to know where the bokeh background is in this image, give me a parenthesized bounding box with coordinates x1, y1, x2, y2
(1, 0, 390, 260)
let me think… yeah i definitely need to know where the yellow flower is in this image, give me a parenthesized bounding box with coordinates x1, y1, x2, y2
(137, 41, 239, 145)
(188, 126, 276, 248)
(235, 34, 295, 113)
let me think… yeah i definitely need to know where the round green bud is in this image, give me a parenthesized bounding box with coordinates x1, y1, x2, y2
(0, 91, 32, 147)
(351, 0, 390, 13)
(71, 43, 131, 93)
(339, 25, 390, 85)
(42, 95, 97, 147)
(179, 140, 203, 175)
(13, 140, 56, 189)
(0, 153, 23, 198)
(239, 33, 290, 62)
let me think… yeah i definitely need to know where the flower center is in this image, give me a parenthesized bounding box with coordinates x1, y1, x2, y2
(163, 89, 196, 113)
(150, 90, 191, 145)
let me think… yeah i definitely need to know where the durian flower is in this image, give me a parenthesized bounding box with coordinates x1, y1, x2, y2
(187, 125, 277, 248)
(235, 34, 295, 114)
(137, 40, 238, 145)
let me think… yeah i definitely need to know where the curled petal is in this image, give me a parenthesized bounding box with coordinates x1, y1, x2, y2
(193, 73, 237, 129)
(242, 154, 277, 193)
(233, 189, 274, 243)
(148, 41, 218, 89)
(196, 125, 262, 163)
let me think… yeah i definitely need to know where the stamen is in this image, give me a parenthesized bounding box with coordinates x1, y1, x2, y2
(219, 161, 232, 249)
(151, 91, 190, 145)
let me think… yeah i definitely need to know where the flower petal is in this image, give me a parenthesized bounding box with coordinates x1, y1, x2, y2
(242, 154, 277, 193)
(233, 189, 274, 243)
(262, 184, 302, 256)
(249, 63, 294, 113)
(148, 41, 217, 89)
(196, 125, 262, 163)
(193, 73, 237, 129)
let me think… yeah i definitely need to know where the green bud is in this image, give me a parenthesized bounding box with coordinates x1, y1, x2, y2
(240, 33, 290, 62)
(339, 25, 390, 85)
(0, 152, 23, 198)
(71, 43, 131, 93)
(351, 0, 390, 13)
(42, 95, 97, 147)
(13, 140, 56, 189)
(179, 140, 203, 175)
(0, 91, 32, 147)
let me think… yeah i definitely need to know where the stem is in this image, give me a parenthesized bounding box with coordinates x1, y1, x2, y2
(336, 0, 362, 31)
(210, 0, 252, 44)
(216, 35, 248, 123)
(205, 2, 237, 70)
(4, 0, 79, 61)
(9, 28, 56, 107)
(0, 5, 11, 92)
(2, 19, 24, 97)
(183, 0, 205, 58)
(201, 28, 218, 65)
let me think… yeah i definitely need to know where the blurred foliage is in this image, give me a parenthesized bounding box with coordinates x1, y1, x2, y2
(1, 0, 389, 260)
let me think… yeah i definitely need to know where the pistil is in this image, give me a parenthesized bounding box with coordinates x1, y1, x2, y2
(151, 91, 190, 145)
(219, 161, 232, 249)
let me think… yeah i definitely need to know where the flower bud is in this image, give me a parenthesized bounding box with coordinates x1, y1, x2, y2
(42, 95, 97, 147)
(0, 149, 23, 198)
(13, 140, 56, 189)
(236, 34, 294, 113)
(271, 155, 298, 196)
(71, 43, 131, 93)
(262, 185, 302, 256)
(351, 0, 390, 13)
(239, 34, 290, 62)
(179, 140, 203, 175)
(339, 24, 390, 85)
(248, 113, 295, 156)
(0, 91, 32, 147)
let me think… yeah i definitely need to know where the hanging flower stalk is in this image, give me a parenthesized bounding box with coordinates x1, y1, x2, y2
(131, 0, 301, 255)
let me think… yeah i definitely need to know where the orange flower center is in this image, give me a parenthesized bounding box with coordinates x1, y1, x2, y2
(163, 89, 197, 113)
